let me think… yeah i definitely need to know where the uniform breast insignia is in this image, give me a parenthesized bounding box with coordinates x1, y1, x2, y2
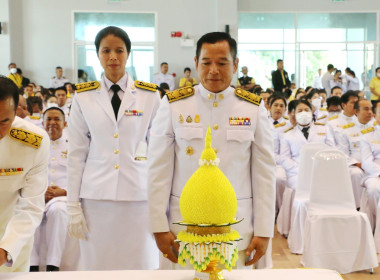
(0, 168, 23, 176)
(166, 86, 195, 103)
(186, 115, 193, 123)
(328, 115, 339, 121)
(194, 115, 200, 123)
(317, 115, 326, 120)
(234, 88, 262, 106)
(229, 117, 251, 126)
(135, 80, 158, 92)
(9, 128, 43, 149)
(361, 127, 375, 135)
(319, 108, 327, 112)
(125, 110, 143, 116)
(179, 114, 184, 123)
(274, 122, 286, 128)
(314, 122, 326, 126)
(284, 126, 295, 133)
(75, 81, 100, 93)
(29, 116, 41, 120)
(342, 123, 355, 129)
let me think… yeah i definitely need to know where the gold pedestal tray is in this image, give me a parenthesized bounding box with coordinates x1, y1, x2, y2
(193, 260, 225, 280)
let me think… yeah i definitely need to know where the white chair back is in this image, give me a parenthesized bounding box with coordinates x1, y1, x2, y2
(294, 143, 329, 200)
(308, 149, 356, 214)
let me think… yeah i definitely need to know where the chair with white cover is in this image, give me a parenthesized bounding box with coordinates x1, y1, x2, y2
(287, 143, 329, 254)
(301, 149, 378, 274)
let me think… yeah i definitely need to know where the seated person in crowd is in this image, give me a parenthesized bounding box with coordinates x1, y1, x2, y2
(64, 83, 75, 106)
(24, 96, 44, 129)
(305, 90, 326, 122)
(237, 66, 255, 91)
(295, 88, 306, 100)
(16, 94, 30, 119)
(30, 108, 69, 272)
(23, 84, 34, 98)
(17, 68, 31, 88)
(179, 67, 197, 88)
(330, 70, 347, 94)
(280, 100, 334, 189)
(327, 91, 359, 144)
(319, 89, 327, 108)
(269, 94, 293, 213)
(335, 99, 375, 209)
(360, 101, 380, 238)
(153, 62, 175, 91)
(286, 100, 299, 127)
(54, 87, 69, 121)
(46, 95, 59, 108)
(331, 86, 343, 97)
(326, 96, 342, 119)
(49, 66, 69, 89)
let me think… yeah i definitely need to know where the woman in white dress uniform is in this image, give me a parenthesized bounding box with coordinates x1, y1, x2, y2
(67, 26, 160, 270)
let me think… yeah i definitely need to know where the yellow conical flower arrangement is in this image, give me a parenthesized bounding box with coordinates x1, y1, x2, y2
(176, 127, 242, 274)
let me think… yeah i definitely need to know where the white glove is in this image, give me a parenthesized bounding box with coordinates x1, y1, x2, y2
(67, 201, 89, 240)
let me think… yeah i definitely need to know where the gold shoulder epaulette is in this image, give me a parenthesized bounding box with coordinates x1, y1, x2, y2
(319, 108, 327, 111)
(234, 88, 261, 106)
(317, 115, 326, 120)
(361, 127, 375, 135)
(283, 116, 289, 120)
(342, 123, 355, 129)
(314, 122, 325, 126)
(166, 86, 194, 103)
(8, 128, 43, 149)
(135, 80, 158, 92)
(284, 126, 295, 133)
(75, 81, 100, 93)
(328, 115, 339, 121)
(274, 122, 286, 128)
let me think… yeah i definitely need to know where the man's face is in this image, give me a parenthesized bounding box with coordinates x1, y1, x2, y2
(0, 98, 16, 140)
(260, 92, 270, 110)
(184, 70, 191, 78)
(342, 96, 358, 116)
(289, 109, 297, 125)
(277, 61, 284, 70)
(356, 100, 373, 124)
(56, 68, 63, 78)
(195, 41, 238, 93)
(55, 89, 67, 107)
(47, 96, 58, 106)
(318, 69, 322, 76)
(43, 109, 66, 140)
(161, 64, 168, 74)
(24, 86, 33, 97)
(331, 88, 342, 97)
(270, 99, 286, 120)
(327, 105, 341, 114)
(241, 67, 248, 75)
(8, 63, 16, 70)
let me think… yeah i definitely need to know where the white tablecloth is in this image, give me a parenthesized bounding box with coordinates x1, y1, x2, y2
(0, 269, 342, 280)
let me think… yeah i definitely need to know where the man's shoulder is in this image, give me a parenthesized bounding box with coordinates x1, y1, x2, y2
(8, 117, 48, 149)
(135, 80, 158, 93)
(75, 81, 100, 93)
(166, 86, 195, 103)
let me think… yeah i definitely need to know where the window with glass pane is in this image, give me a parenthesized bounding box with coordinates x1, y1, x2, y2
(74, 12, 155, 82)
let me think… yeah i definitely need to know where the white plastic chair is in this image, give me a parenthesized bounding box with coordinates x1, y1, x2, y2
(287, 143, 329, 254)
(301, 149, 378, 274)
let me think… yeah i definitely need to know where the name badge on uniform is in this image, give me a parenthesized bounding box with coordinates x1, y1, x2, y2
(0, 168, 23, 176)
(61, 150, 68, 158)
(125, 110, 143, 116)
(229, 117, 251, 126)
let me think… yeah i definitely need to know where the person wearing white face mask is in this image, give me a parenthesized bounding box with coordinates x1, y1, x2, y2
(306, 90, 326, 123)
(45, 95, 59, 109)
(7, 63, 23, 89)
(370, 67, 380, 102)
(280, 100, 335, 190)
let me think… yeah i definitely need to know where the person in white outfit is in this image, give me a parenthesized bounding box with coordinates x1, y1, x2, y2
(148, 32, 276, 269)
(153, 62, 175, 91)
(30, 107, 74, 272)
(0, 76, 49, 272)
(335, 99, 374, 209)
(346, 68, 360, 91)
(67, 26, 160, 270)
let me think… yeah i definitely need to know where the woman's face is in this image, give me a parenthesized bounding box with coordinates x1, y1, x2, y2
(184, 70, 191, 78)
(98, 34, 129, 81)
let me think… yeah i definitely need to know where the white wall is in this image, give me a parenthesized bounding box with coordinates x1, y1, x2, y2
(0, 0, 10, 75)
(4, 0, 236, 87)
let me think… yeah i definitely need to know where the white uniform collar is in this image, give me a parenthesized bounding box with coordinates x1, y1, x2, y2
(50, 136, 65, 145)
(198, 83, 232, 101)
(340, 111, 356, 122)
(354, 117, 371, 130)
(103, 72, 128, 93)
(269, 116, 284, 123)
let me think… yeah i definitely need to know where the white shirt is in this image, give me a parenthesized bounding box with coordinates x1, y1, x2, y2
(49, 76, 69, 89)
(153, 72, 175, 91)
(313, 75, 323, 89)
(361, 125, 380, 178)
(346, 75, 360, 91)
(49, 136, 68, 190)
(321, 72, 334, 94)
(103, 73, 128, 101)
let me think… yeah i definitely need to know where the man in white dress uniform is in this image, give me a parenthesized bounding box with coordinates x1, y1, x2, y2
(0, 76, 49, 272)
(153, 62, 175, 91)
(148, 32, 276, 269)
(67, 26, 160, 270)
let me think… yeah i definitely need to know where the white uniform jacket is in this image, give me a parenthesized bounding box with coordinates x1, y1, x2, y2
(48, 136, 68, 190)
(269, 117, 293, 165)
(280, 123, 335, 178)
(148, 84, 276, 250)
(361, 125, 380, 180)
(327, 112, 358, 144)
(67, 75, 161, 202)
(0, 117, 49, 271)
(153, 72, 175, 91)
